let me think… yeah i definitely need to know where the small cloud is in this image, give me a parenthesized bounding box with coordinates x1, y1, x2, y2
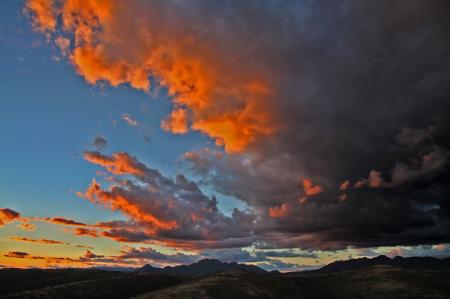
(4, 251, 29, 258)
(93, 135, 108, 150)
(268, 203, 289, 218)
(10, 236, 65, 245)
(55, 36, 70, 56)
(302, 179, 323, 196)
(45, 217, 87, 226)
(122, 113, 139, 127)
(74, 228, 99, 238)
(339, 180, 350, 190)
(83, 250, 104, 259)
(18, 222, 36, 231)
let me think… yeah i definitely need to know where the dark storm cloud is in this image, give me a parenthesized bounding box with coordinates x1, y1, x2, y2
(183, 0, 450, 249)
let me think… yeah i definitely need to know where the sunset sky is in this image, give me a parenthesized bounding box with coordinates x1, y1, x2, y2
(1, 0, 450, 271)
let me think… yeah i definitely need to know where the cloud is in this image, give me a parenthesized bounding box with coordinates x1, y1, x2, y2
(118, 247, 199, 265)
(268, 204, 289, 218)
(4, 251, 31, 259)
(200, 248, 315, 264)
(10, 235, 95, 250)
(83, 250, 104, 259)
(339, 180, 350, 191)
(93, 135, 108, 150)
(10, 236, 65, 245)
(44, 217, 87, 226)
(74, 228, 99, 238)
(79, 150, 256, 249)
(3, 250, 126, 267)
(302, 179, 324, 196)
(122, 113, 139, 127)
(55, 36, 70, 56)
(26, 0, 450, 251)
(390, 147, 448, 186)
(25, 0, 279, 152)
(115, 247, 312, 268)
(161, 108, 189, 134)
(83, 151, 146, 177)
(101, 229, 149, 243)
(261, 250, 317, 259)
(24, 0, 56, 33)
(18, 222, 36, 231)
(0, 208, 20, 226)
(258, 260, 300, 271)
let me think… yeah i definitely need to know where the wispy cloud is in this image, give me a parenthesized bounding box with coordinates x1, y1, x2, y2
(122, 113, 139, 127)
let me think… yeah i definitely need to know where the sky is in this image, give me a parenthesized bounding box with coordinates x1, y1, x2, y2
(0, 0, 450, 271)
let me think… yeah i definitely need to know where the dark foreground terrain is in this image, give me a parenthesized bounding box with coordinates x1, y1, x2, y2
(1, 256, 449, 299)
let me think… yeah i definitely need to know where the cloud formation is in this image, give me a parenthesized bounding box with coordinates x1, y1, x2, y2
(25, 0, 450, 252)
(0, 208, 20, 226)
(25, 0, 280, 152)
(93, 135, 108, 150)
(44, 217, 87, 226)
(79, 151, 257, 249)
(10, 236, 65, 245)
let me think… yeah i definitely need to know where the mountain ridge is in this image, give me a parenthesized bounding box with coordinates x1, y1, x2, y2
(137, 258, 266, 275)
(314, 254, 450, 273)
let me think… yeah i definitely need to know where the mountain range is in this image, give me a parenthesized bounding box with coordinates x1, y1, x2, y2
(2, 255, 450, 298)
(136, 258, 266, 275)
(135, 255, 450, 275)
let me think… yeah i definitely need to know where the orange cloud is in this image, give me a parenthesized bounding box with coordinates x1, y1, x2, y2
(10, 236, 65, 245)
(161, 108, 189, 134)
(367, 170, 384, 187)
(72, 46, 150, 91)
(83, 151, 145, 177)
(18, 222, 36, 231)
(45, 217, 87, 226)
(3, 250, 119, 268)
(25, 0, 278, 152)
(82, 179, 177, 231)
(0, 208, 20, 226)
(302, 179, 323, 196)
(74, 228, 99, 238)
(25, 0, 56, 33)
(83, 249, 104, 259)
(4, 251, 31, 259)
(352, 170, 387, 189)
(268, 203, 289, 218)
(339, 180, 350, 190)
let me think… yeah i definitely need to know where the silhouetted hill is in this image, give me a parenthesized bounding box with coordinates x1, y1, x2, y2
(134, 266, 450, 299)
(3, 256, 450, 298)
(88, 266, 136, 272)
(315, 255, 450, 273)
(137, 259, 266, 275)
